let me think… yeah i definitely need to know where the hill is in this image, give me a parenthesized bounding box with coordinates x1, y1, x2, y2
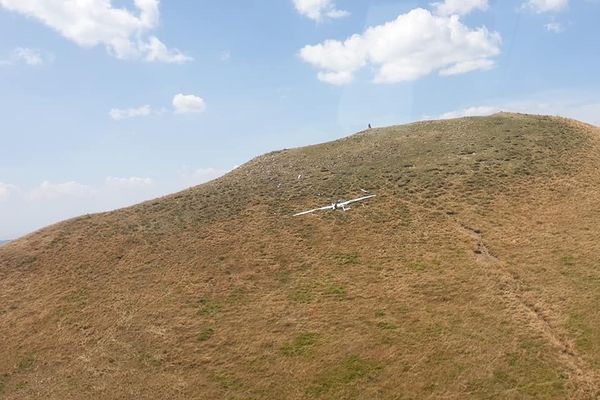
(1, 113, 600, 399)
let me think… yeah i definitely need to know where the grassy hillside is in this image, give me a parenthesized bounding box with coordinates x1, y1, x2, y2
(1, 113, 600, 399)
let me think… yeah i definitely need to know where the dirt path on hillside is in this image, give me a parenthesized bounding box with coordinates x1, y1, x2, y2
(391, 193, 599, 397)
(457, 223, 600, 398)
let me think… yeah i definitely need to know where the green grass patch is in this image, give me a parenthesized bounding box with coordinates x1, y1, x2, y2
(332, 252, 360, 266)
(377, 321, 398, 331)
(408, 261, 428, 271)
(17, 355, 35, 372)
(214, 373, 242, 390)
(468, 338, 567, 398)
(281, 332, 318, 356)
(138, 351, 162, 367)
(325, 284, 347, 301)
(197, 298, 221, 316)
(198, 327, 215, 342)
(561, 255, 575, 266)
(0, 374, 7, 395)
(290, 285, 316, 303)
(307, 355, 381, 396)
(567, 313, 598, 358)
(505, 352, 519, 367)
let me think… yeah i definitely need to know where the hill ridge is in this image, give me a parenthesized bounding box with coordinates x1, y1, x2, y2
(2, 114, 600, 399)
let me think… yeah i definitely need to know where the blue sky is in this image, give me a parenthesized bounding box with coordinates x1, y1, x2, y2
(1, 0, 599, 238)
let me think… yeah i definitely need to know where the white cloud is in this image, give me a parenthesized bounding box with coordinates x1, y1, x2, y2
(440, 58, 496, 76)
(105, 176, 153, 187)
(109, 105, 154, 121)
(220, 50, 231, 62)
(573, 102, 600, 126)
(293, 0, 349, 21)
(432, 0, 489, 16)
(545, 21, 565, 33)
(1, 47, 52, 66)
(0, 0, 191, 63)
(141, 36, 192, 64)
(299, 8, 501, 85)
(179, 167, 233, 187)
(110, 95, 208, 119)
(0, 182, 15, 201)
(523, 0, 569, 13)
(0, 168, 233, 238)
(12, 47, 44, 65)
(438, 105, 500, 119)
(173, 94, 206, 114)
(436, 95, 600, 127)
(318, 70, 354, 85)
(30, 181, 92, 200)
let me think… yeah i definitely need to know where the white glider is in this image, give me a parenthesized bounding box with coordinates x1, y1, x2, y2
(293, 194, 376, 216)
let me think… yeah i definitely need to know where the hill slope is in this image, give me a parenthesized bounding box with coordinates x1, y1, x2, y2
(2, 113, 600, 399)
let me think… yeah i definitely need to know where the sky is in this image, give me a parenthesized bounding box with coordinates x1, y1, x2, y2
(1, 0, 599, 239)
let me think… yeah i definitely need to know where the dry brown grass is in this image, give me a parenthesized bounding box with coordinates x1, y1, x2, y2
(1, 113, 600, 399)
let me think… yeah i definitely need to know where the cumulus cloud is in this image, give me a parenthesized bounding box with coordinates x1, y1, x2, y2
(0, 168, 236, 238)
(105, 176, 153, 187)
(29, 178, 154, 201)
(299, 8, 501, 85)
(545, 21, 565, 33)
(0, 0, 191, 63)
(189, 167, 221, 180)
(432, 0, 489, 16)
(141, 36, 192, 64)
(173, 94, 206, 114)
(436, 95, 600, 127)
(317, 70, 354, 85)
(438, 105, 500, 119)
(12, 47, 44, 65)
(1, 47, 51, 66)
(178, 167, 234, 188)
(0, 182, 15, 201)
(109, 105, 154, 121)
(30, 181, 92, 200)
(523, 0, 569, 13)
(110, 94, 207, 119)
(293, 0, 349, 21)
(439, 59, 495, 76)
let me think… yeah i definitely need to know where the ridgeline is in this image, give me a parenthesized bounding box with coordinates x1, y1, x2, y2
(2, 113, 600, 399)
